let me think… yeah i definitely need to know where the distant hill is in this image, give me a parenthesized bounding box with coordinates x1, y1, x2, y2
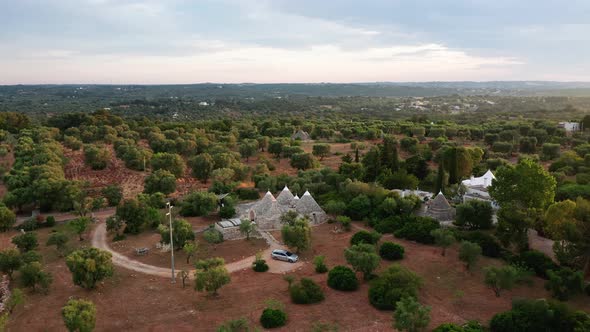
(2, 82, 590, 100)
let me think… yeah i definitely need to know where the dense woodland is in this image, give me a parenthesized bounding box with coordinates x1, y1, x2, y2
(0, 90, 589, 331)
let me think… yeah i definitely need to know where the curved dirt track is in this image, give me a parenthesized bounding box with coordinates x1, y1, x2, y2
(91, 222, 303, 279)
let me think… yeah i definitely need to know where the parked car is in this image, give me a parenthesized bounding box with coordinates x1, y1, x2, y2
(271, 249, 299, 263)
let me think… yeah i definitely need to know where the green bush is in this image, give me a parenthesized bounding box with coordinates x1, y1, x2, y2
(512, 250, 558, 279)
(45, 216, 56, 227)
(289, 278, 324, 304)
(203, 227, 224, 244)
(20, 218, 38, 231)
(368, 264, 421, 310)
(489, 298, 590, 332)
(327, 266, 359, 291)
(313, 255, 328, 273)
(260, 308, 287, 329)
(235, 188, 260, 200)
(373, 216, 404, 234)
(432, 323, 463, 332)
(350, 230, 381, 246)
(252, 257, 269, 272)
(12, 232, 38, 252)
(379, 242, 405, 260)
(457, 231, 503, 258)
(336, 216, 351, 231)
(394, 217, 439, 244)
(545, 268, 584, 301)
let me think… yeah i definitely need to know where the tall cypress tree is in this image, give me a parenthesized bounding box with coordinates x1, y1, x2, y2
(435, 162, 445, 194)
(362, 147, 382, 182)
(381, 136, 399, 171)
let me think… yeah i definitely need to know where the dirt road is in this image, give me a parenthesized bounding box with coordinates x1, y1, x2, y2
(91, 221, 303, 279)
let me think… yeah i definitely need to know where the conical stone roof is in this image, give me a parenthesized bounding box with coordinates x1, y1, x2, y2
(430, 192, 452, 212)
(276, 185, 295, 205)
(253, 191, 276, 215)
(296, 191, 325, 215)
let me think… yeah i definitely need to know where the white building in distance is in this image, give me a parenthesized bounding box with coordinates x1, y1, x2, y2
(461, 170, 498, 208)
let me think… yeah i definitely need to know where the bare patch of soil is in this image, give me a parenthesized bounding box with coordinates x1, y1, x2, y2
(63, 145, 146, 199)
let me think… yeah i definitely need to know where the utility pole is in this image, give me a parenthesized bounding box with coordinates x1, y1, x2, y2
(166, 202, 175, 283)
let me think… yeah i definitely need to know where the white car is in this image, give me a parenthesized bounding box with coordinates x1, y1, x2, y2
(271, 249, 299, 263)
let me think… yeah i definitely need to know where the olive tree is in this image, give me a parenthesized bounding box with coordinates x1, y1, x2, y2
(62, 299, 96, 332)
(393, 296, 431, 332)
(344, 243, 380, 281)
(66, 248, 114, 289)
(0, 206, 16, 232)
(194, 257, 231, 296)
(459, 241, 482, 271)
(281, 217, 311, 253)
(430, 228, 455, 256)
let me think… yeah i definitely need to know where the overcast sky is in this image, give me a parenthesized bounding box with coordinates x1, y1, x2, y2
(1, 0, 589, 84)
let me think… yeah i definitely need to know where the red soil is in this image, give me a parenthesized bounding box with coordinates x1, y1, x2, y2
(5, 221, 589, 331)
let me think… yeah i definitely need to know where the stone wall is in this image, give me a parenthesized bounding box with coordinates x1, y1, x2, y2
(0, 275, 10, 315)
(215, 224, 263, 241)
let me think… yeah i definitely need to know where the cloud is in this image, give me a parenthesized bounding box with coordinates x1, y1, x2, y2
(0, 42, 523, 84)
(0, 0, 588, 83)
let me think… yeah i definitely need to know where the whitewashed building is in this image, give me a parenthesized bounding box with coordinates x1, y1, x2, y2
(461, 170, 499, 209)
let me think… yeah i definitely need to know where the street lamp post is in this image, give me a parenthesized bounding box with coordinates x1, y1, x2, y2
(166, 202, 175, 283)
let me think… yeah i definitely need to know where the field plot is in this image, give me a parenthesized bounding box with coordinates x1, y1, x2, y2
(64, 145, 146, 198)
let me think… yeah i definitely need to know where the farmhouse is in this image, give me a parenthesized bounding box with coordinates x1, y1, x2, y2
(216, 186, 326, 239)
(461, 169, 499, 209)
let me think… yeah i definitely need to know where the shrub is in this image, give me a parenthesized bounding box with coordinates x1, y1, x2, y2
(458, 231, 503, 258)
(512, 250, 558, 279)
(252, 253, 269, 272)
(12, 232, 38, 252)
(313, 255, 328, 273)
(260, 308, 287, 329)
(433, 323, 464, 332)
(336, 216, 351, 231)
(373, 216, 404, 234)
(45, 216, 56, 227)
(545, 268, 584, 301)
(203, 226, 224, 244)
(235, 187, 260, 200)
(350, 230, 381, 246)
(368, 264, 421, 310)
(489, 298, 590, 332)
(585, 283, 590, 296)
(289, 278, 324, 304)
(327, 266, 359, 291)
(394, 216, 440, 244)
(20, 218, 38, 231)
(216, 317, 251, 332)
(379, 242, 405, 260)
